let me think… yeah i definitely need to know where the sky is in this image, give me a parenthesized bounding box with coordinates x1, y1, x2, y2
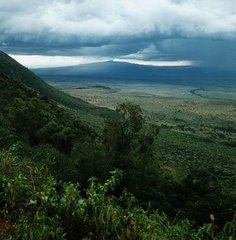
(0, 0, 236, 69)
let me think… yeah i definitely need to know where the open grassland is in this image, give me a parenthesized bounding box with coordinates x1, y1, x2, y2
(62, 84, 236, 141)
(61, 84, 236, 123)
(61, 83, 236, 193)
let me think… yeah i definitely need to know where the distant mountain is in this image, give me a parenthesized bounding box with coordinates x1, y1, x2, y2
(0, 51, 114, 118)
(33, 60, 236, 87)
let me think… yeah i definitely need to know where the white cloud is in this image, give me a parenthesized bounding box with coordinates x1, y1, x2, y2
(121, 44, 162, 60)
(1, 0, 236, 43)
(10, 54, 110, 68)
(113, 58, 194, 67)
(10, 54, 194, 68)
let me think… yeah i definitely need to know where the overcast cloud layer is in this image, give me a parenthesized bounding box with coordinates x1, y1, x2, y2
(0, 0, 236, 69)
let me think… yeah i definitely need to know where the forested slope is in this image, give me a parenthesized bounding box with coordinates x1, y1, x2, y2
(0, 57, 235, 239)
(0, 51, 115, 118)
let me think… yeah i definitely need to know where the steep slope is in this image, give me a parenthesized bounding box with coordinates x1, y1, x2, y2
(0, 51, 114, 118)
(0, 71, 93, 152)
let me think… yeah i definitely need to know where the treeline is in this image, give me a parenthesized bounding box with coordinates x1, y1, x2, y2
(0, 72, 235, 239)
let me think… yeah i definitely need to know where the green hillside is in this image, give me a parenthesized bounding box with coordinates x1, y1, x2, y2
(0, 54, 235, 239)
(0, 50, 114, 118)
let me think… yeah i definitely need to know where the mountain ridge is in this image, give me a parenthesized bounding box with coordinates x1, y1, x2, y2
(33, 60, 236, 87)
(0, 50, 115, 118)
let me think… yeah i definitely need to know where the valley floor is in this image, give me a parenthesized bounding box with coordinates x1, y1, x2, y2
(58, 82, 236, 192)
(60, 83, 236, 130)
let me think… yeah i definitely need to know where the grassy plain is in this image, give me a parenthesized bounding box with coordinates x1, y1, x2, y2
(60, 83, 236, 192)
(62, 84, 236, 129)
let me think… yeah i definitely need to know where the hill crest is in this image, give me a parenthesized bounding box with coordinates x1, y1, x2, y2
(0, 50, 115, 118)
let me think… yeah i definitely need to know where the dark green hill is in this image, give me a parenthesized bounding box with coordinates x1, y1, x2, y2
(0, 50, 114, 118)
(0, 71, 93, 153)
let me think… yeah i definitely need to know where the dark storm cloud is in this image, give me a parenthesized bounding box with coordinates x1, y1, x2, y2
(155, 38, 236, 70)
(0, 0, 236, 69)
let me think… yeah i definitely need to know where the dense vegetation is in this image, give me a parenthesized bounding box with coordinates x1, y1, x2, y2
(0, 50, 115, 118)
(0, 53, 235, 239)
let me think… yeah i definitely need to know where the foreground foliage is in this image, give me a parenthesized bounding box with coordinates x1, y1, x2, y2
(1, 165, 235, 240)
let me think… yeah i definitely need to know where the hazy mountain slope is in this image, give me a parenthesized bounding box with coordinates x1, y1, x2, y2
(33, 60, 236, 87)
(0, 51, 114, 118)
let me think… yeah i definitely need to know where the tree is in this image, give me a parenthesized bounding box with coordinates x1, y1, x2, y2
(102, 103, 160, 203)
(102, 103, 145, 169)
